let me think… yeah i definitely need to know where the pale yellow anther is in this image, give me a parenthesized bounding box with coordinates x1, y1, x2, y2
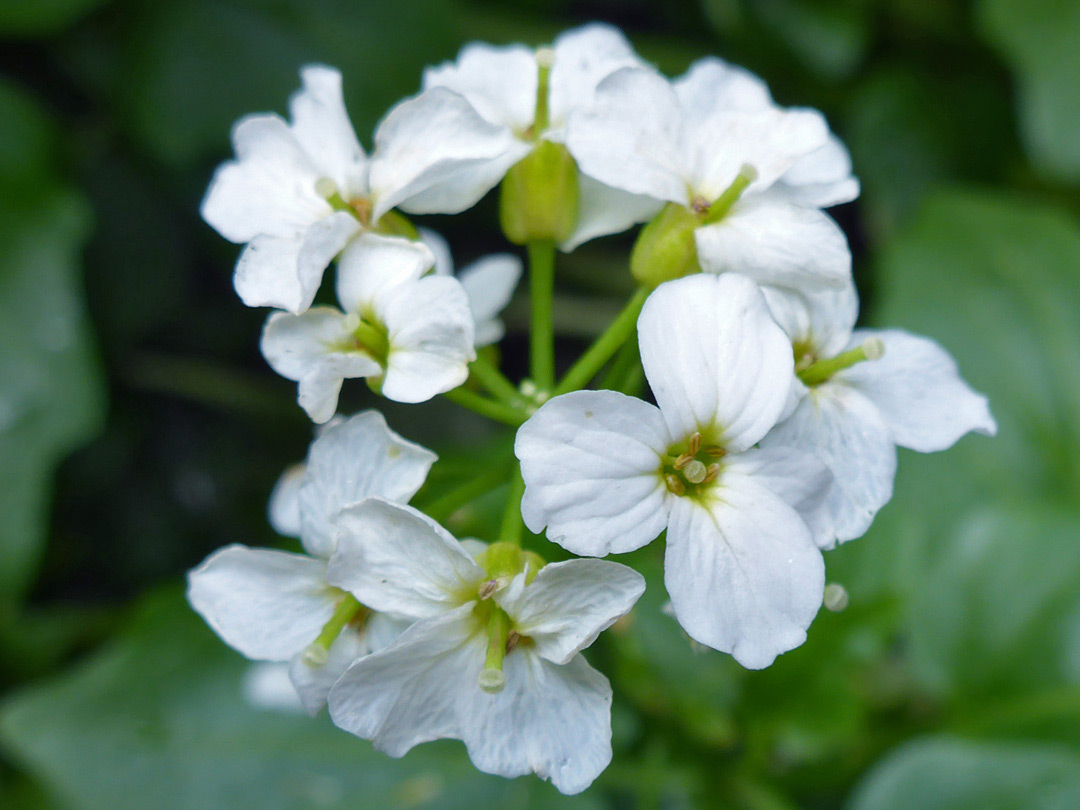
(673, 453, 694, 470)
(478, 580, 499, 600)
(705, 445, 726, 458)
(702, 463, 721, 484)
(664, 474, 686, 496)
(688, 432, 702, 455)
(506, 630, 521, 654)
(683, 460, 707, 484)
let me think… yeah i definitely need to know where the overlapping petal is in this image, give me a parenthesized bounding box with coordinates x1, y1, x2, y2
(458, 254, 522, 347)
(335, 234, 434, 315)
(638, 274, 794, 450)
(422, 43, 537, 133)
(516, 390, 672, 556)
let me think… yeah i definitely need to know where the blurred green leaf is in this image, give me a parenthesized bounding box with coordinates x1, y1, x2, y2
(0, 589, 601, 810)
(0, 84, 106, 606)
(909, 504, 1080, 700)
(847, 736, 1080, 810)
(0, 0, 108, 36)
(829, 190, 1080, 603)
(114, 0, 458, 168)
(979, 0, 1080, 182)
(753, 0, 870, 80)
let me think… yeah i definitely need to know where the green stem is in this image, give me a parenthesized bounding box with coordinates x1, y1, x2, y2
(443, 388, 528, 427)
(498, 466, 526, 546)
(599, 340, 640, 390)
(528, 240, 557, 391)
(418, 463, 512, 524)
(555, 286, 649, 395)
(469, 356, 523, 407)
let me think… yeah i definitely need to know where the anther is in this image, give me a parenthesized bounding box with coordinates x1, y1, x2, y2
(705, 445, 726, 458)
(688, 432, 702, 455)
(478, 580, 499, 600)
(664, 474, 686, 496)
(506, 630, 521, 654)
(702, 463, 721, 484)
(673, 453, 694, 470)
(683, 460, 707, 484)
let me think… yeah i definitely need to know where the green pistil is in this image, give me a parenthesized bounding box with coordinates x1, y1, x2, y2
(353, 318, 390, 365)
(702, 165, 758, 225)
(532, 49, 554, 138)
(798, 337, 885, 386)
(303, 593, 365, 667)
(479, 607, 511, 693)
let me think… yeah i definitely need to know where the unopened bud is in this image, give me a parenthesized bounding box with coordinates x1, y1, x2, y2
(630, 203, 700, 287)
(499, 140, 580, 245)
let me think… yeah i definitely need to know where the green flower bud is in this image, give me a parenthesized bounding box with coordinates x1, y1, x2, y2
(498, 140, 580, 245)
(630, 203, 701, 288)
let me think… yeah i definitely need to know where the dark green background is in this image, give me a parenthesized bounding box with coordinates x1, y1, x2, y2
(2, 0, 1079, 807)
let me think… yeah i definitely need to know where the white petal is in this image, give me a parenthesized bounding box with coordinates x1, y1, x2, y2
(761, 383, 897, 544)
(422, 43, 537, 132)
(268, 463, 305, 538)
(515, 390, 672, 556)
(233, 210, 360, 314)
(761, 279, 858, 359)
(186, 544, 334, 661)
(638, 274, 794, 451)
(328, 606, 484, 752)
(774, 135, 860, 208)
(369, 87, 531, 220)
(674, 57, 773, 117)
(335, 233, 434, 315)
(297, 353, 382, 424)
(560, 174, 664, 252)
(686, 108, 830, 199)
(379, 275, 476, 403)
(494, 559, 645, 664)
(327, 498, 483, 620)
(288, 65, 368, 196)
(664, 478, 824, 669)
(458, 650, 614, 795)
(548, 23, 646, 132)
(287, 614, 410, 717)
(565, 67, 690, 205)
(200, 114, 327, 243)
(458, 253, 522, 347)
(695, 199, 851, 290)
(724, 446, 837, 549)
(297, 411, 438, 557)
(418, 227, 454, 276)
(841, 329, 997, 453)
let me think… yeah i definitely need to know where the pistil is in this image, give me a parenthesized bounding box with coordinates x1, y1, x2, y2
(798, 337, 885, 386)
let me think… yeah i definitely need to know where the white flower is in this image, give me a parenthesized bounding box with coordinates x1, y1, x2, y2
(187, 411, 433, 714)
(760, 282, 998, 546)
(515, 273, 833, 669)
(422, 228, 521, 347)
(260, 234, 475, 423)
(423, 23, 663, 249)
(323, 497, 645, 794)
(565, 59, 858, 290)
(201, 64, 529, 314)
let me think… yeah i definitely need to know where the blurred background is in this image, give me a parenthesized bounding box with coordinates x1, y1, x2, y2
(1, 0, 1079, 808)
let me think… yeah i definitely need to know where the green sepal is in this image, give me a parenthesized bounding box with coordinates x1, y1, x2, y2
(499, 140, 580, 245)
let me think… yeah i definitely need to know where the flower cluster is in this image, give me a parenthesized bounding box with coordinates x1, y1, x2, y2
(189, 23, 996, 794)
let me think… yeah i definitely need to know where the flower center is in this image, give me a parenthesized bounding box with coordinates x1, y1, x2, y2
(315, 178, 418, 237)
(661, 431, 725, 496)
(349, 316, 390, 366)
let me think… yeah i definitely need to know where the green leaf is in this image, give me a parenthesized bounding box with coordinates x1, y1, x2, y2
(0, 0, 108, 36)
(828, 190, 1080, 604)
(847, 736, 1080, 810)
(753, 0, 871, 80)
(0, 83, 106, 606)
(0, 588, 602, 810)
(979, 0, 1080, 182)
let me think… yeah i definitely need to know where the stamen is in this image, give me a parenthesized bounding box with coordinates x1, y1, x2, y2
(705, 445, 726, 458)
(506, 630, 521, 654)
(478, 579, 499, 600)
(664, 474, 686, 496)
(673, 453, 694, 470)
(683, 460, 707, 484)
(688, 432, 702, 455)
(702, 463, 721, 484)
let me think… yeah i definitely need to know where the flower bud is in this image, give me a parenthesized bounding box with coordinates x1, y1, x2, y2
(630, 203, 701, 288)
(499, 140, 580, 245)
